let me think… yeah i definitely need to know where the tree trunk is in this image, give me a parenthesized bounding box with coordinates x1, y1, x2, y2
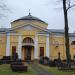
(63, 0, 71, 65)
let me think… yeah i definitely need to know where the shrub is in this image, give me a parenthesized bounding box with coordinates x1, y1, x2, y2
(2, 56, 11, 60)
(48, 60, 56, 67)
(12, 53, 18, 61)
(39, 56, 50, 65)
(11, 59, 23, 65)
(0, 59, 3, 65)
(2, 56, 11, 64)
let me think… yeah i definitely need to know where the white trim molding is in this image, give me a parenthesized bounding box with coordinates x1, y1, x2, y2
(46, 34, 50, 58)
(34, 34, 38, 59)
(11, 24, 49, 33)
(6, 33, 10, 56)
(9, 33, 22, 36)
(18, 35, 22, 59)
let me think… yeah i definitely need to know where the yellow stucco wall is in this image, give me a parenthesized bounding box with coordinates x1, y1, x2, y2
(50, 34, 66, 60)
(0, 34, 6, 58)
(50, 33, 75, 60)
(38, 35, 46, 57)
(70, 44, 75, 59)
(10, 35, 18, 55)
(0, 19, 75, 61)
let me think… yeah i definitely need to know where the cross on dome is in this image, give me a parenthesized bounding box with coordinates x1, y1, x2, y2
(29, 9, 31, 16)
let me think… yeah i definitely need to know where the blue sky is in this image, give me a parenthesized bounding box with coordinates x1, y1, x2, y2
(0, 0, 75, 32)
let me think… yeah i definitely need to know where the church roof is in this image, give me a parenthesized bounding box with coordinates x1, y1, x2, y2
(69, 33, 75, 37)
(13, 13, 47, 24)
(0, 28, 16, 33)
(0, 28, 9, 32)
(48, 29, 64, 33)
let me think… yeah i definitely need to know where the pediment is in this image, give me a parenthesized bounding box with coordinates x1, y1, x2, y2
(18, 25, 39, 30)
(11, 24, 50, 33)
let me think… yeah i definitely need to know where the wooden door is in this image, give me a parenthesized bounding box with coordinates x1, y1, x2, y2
(40, 47, 44, 57)
(25, 46, 31, 61)
(12, 46, 16, 56)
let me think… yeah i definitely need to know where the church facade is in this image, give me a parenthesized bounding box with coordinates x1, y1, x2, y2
(0, 13, 75, 61)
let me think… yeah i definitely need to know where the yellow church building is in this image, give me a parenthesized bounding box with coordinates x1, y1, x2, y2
(0, 13, 75, 61)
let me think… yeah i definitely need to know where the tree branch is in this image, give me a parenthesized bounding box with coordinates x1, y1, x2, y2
(67, 4, 75, 11)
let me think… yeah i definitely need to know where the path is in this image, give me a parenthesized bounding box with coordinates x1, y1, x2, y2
(30, 62, 55, 75)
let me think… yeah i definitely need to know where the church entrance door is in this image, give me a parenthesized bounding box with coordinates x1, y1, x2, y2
(24, 46, 32, 61)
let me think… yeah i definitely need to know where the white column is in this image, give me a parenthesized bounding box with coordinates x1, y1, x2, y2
(46, 34, 50, 58)
(18, 35, 22, 59)
(6, 33, 10, 56)
(34, 34, 38, 59)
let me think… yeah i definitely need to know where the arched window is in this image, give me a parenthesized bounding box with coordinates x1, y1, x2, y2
(71, 41, 75, 45)
(23, 37, 34, 43)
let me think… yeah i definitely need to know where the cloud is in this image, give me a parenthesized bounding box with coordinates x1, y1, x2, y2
(0, 0, 75, 32)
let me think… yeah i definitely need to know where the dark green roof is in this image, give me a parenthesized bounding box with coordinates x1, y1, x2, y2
(13, 13, 47, 24)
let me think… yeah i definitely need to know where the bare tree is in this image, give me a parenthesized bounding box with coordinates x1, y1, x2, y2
(63, 0, 75, 66)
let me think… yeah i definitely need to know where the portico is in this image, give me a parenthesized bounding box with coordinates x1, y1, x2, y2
(5, 31, 50, 61)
